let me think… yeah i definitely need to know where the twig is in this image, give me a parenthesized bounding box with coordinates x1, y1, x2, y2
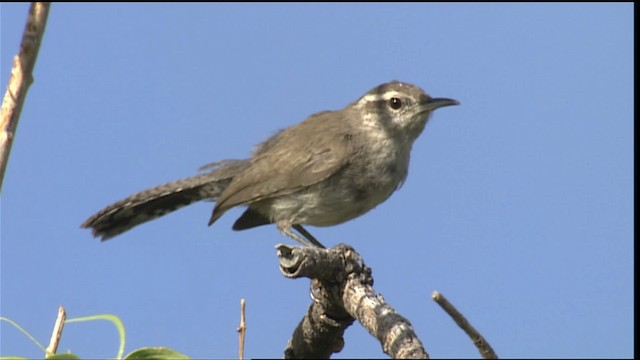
(237, 298, 246, 360)
(432, 291, 498, 359)
(46, 305, 66, 357)
(0, 2, 50, 192)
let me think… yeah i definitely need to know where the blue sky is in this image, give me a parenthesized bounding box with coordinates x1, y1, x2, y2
(1, 3, 633, 359)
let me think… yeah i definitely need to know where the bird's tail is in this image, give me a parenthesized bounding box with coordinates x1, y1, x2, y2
(81, 159, 250, 241)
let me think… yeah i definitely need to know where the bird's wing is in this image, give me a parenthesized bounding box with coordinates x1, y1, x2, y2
(208, 110, 355, 225)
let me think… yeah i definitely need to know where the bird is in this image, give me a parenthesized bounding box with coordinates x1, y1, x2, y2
(81, 81, 458, 248)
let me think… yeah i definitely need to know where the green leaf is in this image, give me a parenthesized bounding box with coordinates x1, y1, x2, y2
(123, 347, 190, 360)
(45, 353, 81, 360)
(65, 314, 125, 359)
(0, 316, 47, 354)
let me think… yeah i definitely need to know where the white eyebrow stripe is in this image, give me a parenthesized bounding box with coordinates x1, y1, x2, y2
(359, 91, 404, 103)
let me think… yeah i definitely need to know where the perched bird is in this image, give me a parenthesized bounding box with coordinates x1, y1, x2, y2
(82, 81, 458, 248)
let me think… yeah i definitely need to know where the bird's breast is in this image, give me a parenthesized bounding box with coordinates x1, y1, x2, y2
(255, 131, 412, 227)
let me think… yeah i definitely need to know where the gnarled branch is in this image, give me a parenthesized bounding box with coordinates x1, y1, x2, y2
(277, 243, 428, 359)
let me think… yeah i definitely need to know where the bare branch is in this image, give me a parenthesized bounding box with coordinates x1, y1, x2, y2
(0, 2, 50, 192)
(278, 244, 428, 359)
(237, 298, 246, 360)
(46, 305, 66, 357)
(432, 291, 498, 359)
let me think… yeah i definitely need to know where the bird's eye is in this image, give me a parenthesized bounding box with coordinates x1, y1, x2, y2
(389, 97, 402, 110)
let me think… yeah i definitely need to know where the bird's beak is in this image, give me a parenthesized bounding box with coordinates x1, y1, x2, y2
(419, 97, 459, 112)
